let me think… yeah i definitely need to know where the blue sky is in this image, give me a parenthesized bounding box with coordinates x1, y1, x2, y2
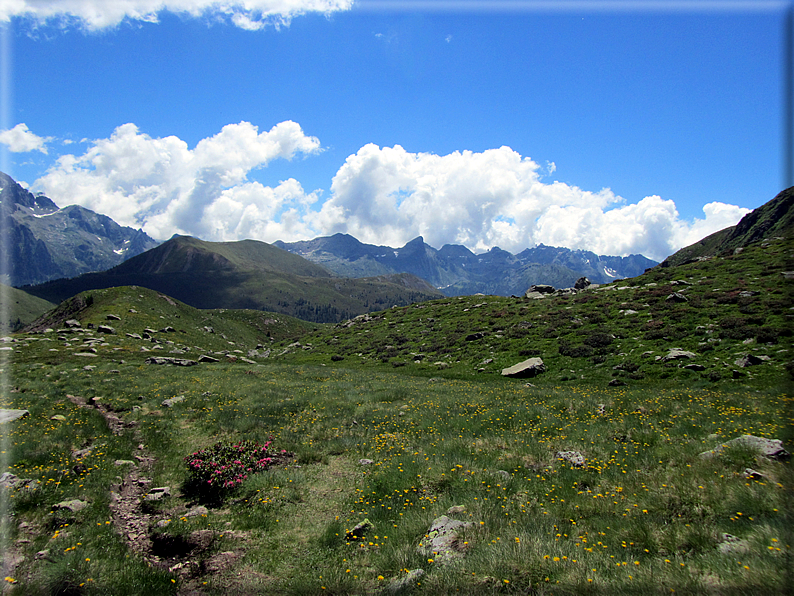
(0, 0, 790, 261)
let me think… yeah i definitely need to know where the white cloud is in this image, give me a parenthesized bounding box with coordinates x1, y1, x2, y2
(0, 123, 52, 154)
(34, 120, 321, 241)
(31, 131, 750, 261)
(311, 143, 750, 261)
(1, 0, 354, 31)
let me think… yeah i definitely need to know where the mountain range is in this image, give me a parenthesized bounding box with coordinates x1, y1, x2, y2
(21, 235, 443, 323)
(274, 235, 657, 296)
(0, 171, 159, 286)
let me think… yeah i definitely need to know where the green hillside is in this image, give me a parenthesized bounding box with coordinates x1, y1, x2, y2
(271, 235, 793, 389)
(662, 186, 793, 267)
(21, 236, 443, 323)
(23, 285, 319, 348)
(1, 284, 56, 332)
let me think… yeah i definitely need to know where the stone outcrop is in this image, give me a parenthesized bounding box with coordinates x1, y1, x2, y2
(145, 357, 198, 367)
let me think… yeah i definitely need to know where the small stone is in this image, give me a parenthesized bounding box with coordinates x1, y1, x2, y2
(162, 395, 186, 408)
(345, 519, 374, 540)
(358, 459, 374, 465)
(683, 364, 706, 371)
(384, 569, 425, 595)
(555, 450, 585, 467)
(145, 487, 171, 502)
(718, 533, 750, 555)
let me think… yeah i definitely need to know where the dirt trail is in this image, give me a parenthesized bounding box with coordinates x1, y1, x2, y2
(66, 394, 159, 563)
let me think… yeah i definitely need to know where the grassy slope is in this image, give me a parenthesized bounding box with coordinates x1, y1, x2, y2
(1, 284, 56, 332)
(662, 187, 793, 267)
(272, 237, 793, 390)
(22, 285, 320, 346)
(2, 238, 791, 595)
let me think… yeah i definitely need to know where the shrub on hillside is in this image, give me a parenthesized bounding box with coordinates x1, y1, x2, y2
(583, 332, 613, 348)
(558, 341, 594, 358)
(184, 439, 273, 502)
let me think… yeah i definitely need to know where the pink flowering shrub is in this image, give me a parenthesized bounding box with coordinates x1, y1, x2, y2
(184, 439, 272, 501)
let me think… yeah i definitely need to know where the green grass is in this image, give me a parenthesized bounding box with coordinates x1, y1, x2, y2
(1, 236, 791, 594)
(3, 352, 791, 594)
(1, 284, 55, 333)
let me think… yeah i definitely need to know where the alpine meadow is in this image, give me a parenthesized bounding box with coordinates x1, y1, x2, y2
(0, 186, 791, 595)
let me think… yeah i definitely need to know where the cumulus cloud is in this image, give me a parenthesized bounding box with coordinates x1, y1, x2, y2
(34, 120, 322, 241)
(1, 0, 354, 31)
(32, 132, 749, 261)
(0, 123, 52, 154)
(312, 143, 750, 261)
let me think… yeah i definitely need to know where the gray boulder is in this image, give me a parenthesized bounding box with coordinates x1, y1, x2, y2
(383, 569, 425, 595)
(555, 451, 585, 467)
(574, 277, 591, 290)
(683, 364, 706, 371)
(0, 472, 35, 490)
(0, 409, 30, 424)
(527, 284, 555, 294)
(52, 499, 88, 513)
(345, 519, 374, 541)
(660, 349, 698, 362)
(735, 354, 771, 367)
(417, 514, 474, 565)
(145, 356, 198, 367)
(717, 533, 750, 555)
(666, 292, 688, 303)
(145, 487, 171, 502)
(501, 357, 546, 378)
(699, 435, 790, 461)
(162, 395, 186, 408)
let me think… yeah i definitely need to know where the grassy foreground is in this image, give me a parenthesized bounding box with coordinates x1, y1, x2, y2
(2, 330, 791, 594)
